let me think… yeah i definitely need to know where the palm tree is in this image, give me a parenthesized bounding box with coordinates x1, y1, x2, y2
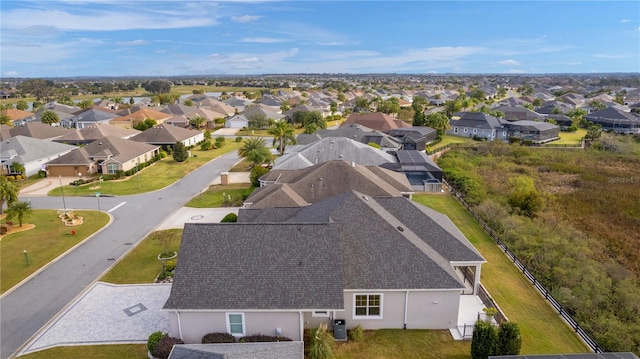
(303, 111, 326, 134)
(5, 200, 32, 227)
(0, 114, 12, 126)
(238, 137, 271, 167)
(268, 121, 296, 154)
(40, 110, 59, 125)
(0, 176, 18, 214)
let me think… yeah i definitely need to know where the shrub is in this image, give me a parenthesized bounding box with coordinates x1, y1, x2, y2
(215, 137, 225, 148)
(496, 322, 522, 355)
(172, 142, 188, 162)
(347, 325, 364, 342)
(239, 334, 292, 342)
(235, 136, 243, 142)
(115, 170, 125, 179)
(307, 323, 334, 359)
(202, 332, 235, 344)
(147, 331, 166, 353)
(250, 166, 269, 187)
(471, 320, 497, 359)
(164, 259, 177, 272)
(220, 213, 238, 223)
(158, 149, 168, 158)
(152, 336, 184, 359)
(367, 142, 381, 149)
(200, 139, 213, 151)
(7, 176, 15, 181)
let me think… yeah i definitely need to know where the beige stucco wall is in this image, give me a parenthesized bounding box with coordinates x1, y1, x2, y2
(338, 290, 460, 330)
(168, 311, 303, 344)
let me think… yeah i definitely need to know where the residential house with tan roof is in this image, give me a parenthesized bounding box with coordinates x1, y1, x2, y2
(62, 107, 119, 129)
(45, 136, 159, 177)
(9, 122, 71, 140)
(0, 108, 35, 126)
(225, 104, 285, 129)
(53, 123, 140, 145)
(244, 160, 414, 209)
(342, 112, 411, 132)
(130, 124, 204, 149)
(109, 108, 172, 129)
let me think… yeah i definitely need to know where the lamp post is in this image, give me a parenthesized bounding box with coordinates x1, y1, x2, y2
(76, 172, 82, 195)
(24, 250, 29, 266)
(136, 161, 140, 190)
(59, 175, 67, 213)
(96, 192, 101, 212)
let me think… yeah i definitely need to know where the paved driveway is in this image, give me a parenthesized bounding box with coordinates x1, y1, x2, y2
(19, 282, 171, 356)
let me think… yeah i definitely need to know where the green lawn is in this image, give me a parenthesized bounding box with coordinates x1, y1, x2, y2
(17, 344, 147, 359)
(185, 183, 254, 208)
(333, 330, 470, 359)
(48, 142, 242, 197)
(0, 209, 110, 294)
(100, 229, 182, 284)
(554, 128, 586, 145)
(413, 194, 589, 354)
(429, 135, 475, 151)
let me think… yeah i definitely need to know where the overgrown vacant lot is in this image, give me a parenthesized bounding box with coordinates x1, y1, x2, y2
(437, 134, 640, 354)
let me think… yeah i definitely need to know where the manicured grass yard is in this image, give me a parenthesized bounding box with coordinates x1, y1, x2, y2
(413, 193, 589, 354)
(430, 135, 476, 151)
(0, 209, 110, 294)
(100, 229, 182, 284)
(48, 142, 241, 197)
(185, 183, 254, 208)
(17, 344, 148, 359)
(333, 329, 470, 359)
(553, 128, 586, 145)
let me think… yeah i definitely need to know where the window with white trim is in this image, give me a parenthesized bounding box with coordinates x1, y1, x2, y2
(107, 164, 118, 174)
(454, 127, 458, 134)
(226, 313, 245, 336)
(463, 128, 468, 133)
(473, 129, 477, 134)
(312, 311, 330, 317)
(353, 294, 382, 319)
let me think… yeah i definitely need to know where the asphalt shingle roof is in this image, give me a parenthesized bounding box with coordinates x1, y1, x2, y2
(169, 342, 304, 359)
(131, 124, 201, 144)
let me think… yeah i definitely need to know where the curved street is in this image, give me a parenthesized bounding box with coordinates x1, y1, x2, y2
(0, 151, 241, 359)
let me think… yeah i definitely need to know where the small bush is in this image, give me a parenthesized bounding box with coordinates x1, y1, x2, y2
(147, 331, 166, 353)
(200, 139, 213, 151)
(348, 325, 364, 342)
(250, 166, 269, 187)
(220, 213, 238, 223)
(239, 334, 292, 342)
(164, 259, 177, 272)
(152, 336, 184, 359)
(496, 322, 522, 355)
(235, 136, 243, 142)
(202, 332, 235, 344)
(7, 176, 15, 181)
(307, 323, 334, 359)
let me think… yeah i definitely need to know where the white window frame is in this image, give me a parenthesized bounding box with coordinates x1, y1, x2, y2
(107, 163, 118, 174)
(226, 313, 245, 336)
(473, 128, 477, 134)
(463, 128, 468, 133)
(353, 293, 383, 320)
(312, 311, 330, 318)
(453, 127, 458, 134)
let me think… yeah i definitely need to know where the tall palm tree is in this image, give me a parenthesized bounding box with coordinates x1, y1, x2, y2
(40, 110, 59, 125)
(238, 137, 271, 167)
(6, 200, 31, 227)
(0, 176, 18, 214)
(268, 121, 296, 154)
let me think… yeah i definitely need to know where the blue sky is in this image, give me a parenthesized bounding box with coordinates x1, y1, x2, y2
(1, 1, 638, 78)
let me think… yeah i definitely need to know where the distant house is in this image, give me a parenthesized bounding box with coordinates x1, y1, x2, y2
(584, 107, 640, 133)
(163, 191, 485, 343)
(0, 108, 36, 126)
(62, 107, 119, 129)
(45, 136, 159, 177)
(342, 112, 411, 132)
(493, 106, 545, 121)
(109, 108, 172, 129)
(381, 150, 443, 192)
(386, 127, 438, 151)
(9, 122, 71, 141)
(53, 123, 140, 145)
(0, 136, 76, 176)
(130, 124, 204, 149)
(225, 104, 285, 129)
(447, 112, 507, 141)
(296, 123, 402, 150)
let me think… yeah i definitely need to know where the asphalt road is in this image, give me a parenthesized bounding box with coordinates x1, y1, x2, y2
(0, 151, 242, 359)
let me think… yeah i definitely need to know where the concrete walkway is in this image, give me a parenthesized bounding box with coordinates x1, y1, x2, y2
(19, 177, 79, 197)
(19, 282, 171, 356)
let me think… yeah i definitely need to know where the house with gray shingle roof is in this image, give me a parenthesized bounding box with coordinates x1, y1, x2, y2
(225, 104, 285, 129)
(501, 120, 560, 143)
(9, 122, 71, 140)
(0, 136, 76, 176)
(45, 136, 159, 177)
(62, 107, 119, 129)
(447, 112, 507, 141)
(130, 124, 204, 148)
(164, 191, 485, 343)
(53, 123, 139, 145)
(295, 123, 402, 149)
(584, 107, 640, 133)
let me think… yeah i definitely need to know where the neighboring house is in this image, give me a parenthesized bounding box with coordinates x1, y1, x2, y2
(380, 150, 443, 192)
(245, 160, 414, 208)
(493, 105, 545, 121)
(273, 137, 397, 170)
(0, 108, 36, 126)
(164, 191, 485, 343)
(225, 104, 285, 129)
(45, 136, 159, 177)
(109, 108, 172, 129)
(584, 107, 640, 133)
(295, 123, 402, 149)
(386, 127, 438, 151)
(9, 122, 71, 141)
(501, 120, 560, 143)
(53, 123, 140, 145)
(546, 114, 573, 128)
(341, 112, 411, 131)
(62, 107, 119, 129)
(168, 342, 304, 359)
(130, 124, 204, 149)
(0, 136, 76, 176)
(447, 112, 507, 141)
(34, 102, 80, 124)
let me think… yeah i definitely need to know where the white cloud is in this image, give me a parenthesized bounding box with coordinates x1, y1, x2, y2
(155, 49, 167, 54)
(506, 69, 525, 74)
(620, 19, 632, 23)
(241, 37, 287, 44)
(568, 62, 581, 66)
(593, 53, 625, 59)
(231, 15, 261, 23)
(78, 37, 104, 44)
(498, 59, 521, 66)
(116, 39, 148, 46)
(4, 71, 19, 77)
